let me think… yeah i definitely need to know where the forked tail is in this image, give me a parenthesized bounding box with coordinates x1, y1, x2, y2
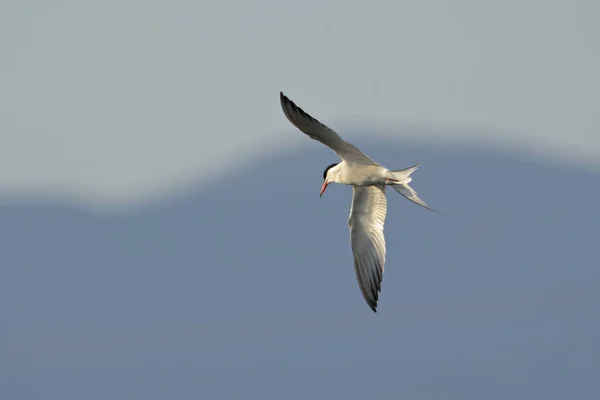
(391, 163, 439, 213)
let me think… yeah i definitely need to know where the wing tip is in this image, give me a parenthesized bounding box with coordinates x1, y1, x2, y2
(280, 91, 293, 110)
(280, 91, 296, 116)
(279, 91, 319, 125)
(365, 283, 380, 313)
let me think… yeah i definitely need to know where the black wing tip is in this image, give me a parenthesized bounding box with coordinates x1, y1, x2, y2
(280, 91, 298, 111)
(367, 289, 380, 313)
(279, 91, 319, 124)
(369, 302, 378, 313)
(280, 91, 295, 111)
(280, 91, 294, 108)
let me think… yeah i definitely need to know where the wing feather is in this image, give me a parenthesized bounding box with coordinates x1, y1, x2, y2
(348, 185, 388, 312)
(280, 92, 376, 164)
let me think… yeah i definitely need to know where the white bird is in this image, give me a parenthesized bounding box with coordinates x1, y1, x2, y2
(280, 92, 436, 312)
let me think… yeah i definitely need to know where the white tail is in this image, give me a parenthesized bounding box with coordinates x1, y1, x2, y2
(391, 162, 421, 184)
(391, 163, 439, 213)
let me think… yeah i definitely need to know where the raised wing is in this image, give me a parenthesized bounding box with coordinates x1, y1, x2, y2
(280, 92, 376, 164)
(348, 185, 387, 312)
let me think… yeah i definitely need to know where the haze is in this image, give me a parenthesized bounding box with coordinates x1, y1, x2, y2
(1, 1, 599, 399)
(1, 0, 599, 207)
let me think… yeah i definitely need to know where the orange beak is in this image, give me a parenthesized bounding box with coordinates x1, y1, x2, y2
(319, 180, 329, 197)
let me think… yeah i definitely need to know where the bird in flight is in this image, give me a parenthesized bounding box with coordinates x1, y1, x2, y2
(280, 92, 436, 312)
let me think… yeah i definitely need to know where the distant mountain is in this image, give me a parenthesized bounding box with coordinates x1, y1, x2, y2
(1, 143, 599, 400)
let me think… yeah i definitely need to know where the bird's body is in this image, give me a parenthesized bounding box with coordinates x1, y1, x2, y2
(323, 162, 397, 186)
(279, 92, 436, 312)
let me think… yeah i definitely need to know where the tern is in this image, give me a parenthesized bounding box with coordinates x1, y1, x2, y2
(280, 92, 436, 312)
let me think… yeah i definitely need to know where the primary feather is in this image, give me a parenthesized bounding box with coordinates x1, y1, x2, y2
(349, 185, 387, 312)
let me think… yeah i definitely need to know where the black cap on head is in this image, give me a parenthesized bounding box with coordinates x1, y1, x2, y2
(322, 163, 339, 181)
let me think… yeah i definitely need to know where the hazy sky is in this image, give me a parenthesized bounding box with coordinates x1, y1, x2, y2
(2, 0, 599, 207)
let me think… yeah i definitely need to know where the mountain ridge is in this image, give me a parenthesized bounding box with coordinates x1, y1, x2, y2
(1, 143, 599, 399)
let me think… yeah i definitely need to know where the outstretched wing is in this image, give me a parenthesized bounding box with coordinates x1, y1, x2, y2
(280, 92, 376, 165)
(348, 185, 387, 312)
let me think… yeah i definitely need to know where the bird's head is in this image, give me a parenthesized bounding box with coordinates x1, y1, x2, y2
(320, 162, 340, 197)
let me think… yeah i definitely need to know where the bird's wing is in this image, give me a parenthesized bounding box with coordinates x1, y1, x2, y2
(348, 185, 387, 312)
(280, 92, 376, 165)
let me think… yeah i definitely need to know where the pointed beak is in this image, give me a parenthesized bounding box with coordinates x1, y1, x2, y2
(319, 180, 329, 198)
